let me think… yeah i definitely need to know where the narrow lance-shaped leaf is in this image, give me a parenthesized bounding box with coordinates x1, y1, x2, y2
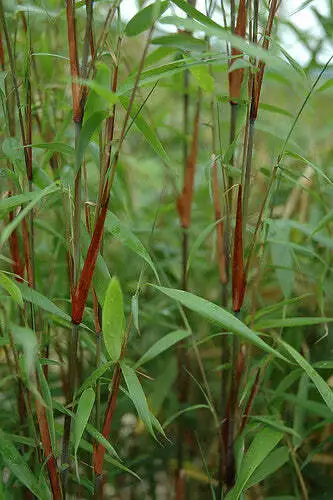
(0, 272, 23, 306)
(105, 211, 159, 282)
(0, 192, 36, 215)
(102, 277, 125, 363)
(255, 317, 333, 330)
(159, 16, 286, 72)
(177, 92, 201, 228)
(135, 329, 191, 367)
(78, 361, 114, 395)
(118, 95, 169, 163)
(189, 65, 214, 92)
(232, 185, 246, 312)
(0, 183, 59, 246)
(0, 428, 50, 500)
(9, 210, 24, 281)
(54, 400, 119, 461)
(153, 285, 287, 360)
(120, 362, 156, 438)
(32, 142, 74, 155)
(73, 388, 95, 478)
(75, 110, 108, 176)
(132, 295, 139, 332)
(278, 339, 333, 414)
(171, 0, 222, 29)
(225, 428, 283, 500)
(11, 324, 38, 381)
(187, 217, 224, 273)
(125, 1, 169, 37)
(228, 0, 247, 103)
(245, 447, 290, 490)
(17, 281, 71, 322)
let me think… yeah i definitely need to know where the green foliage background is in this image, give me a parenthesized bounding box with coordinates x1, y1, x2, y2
(1, 1, 333, 499)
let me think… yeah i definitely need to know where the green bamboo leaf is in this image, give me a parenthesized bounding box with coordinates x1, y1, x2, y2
(5, 434, 36, 447)
(105, 211, 159, 282)
(251, 294, 312, 323)
(75, 111, 108, 175)
(84, 62, 113, 119)
(153, 286, 287, 360)
(171, 0, 221, 28)
(135, 329, 191, 368)
(143, 47, 178, 72)
(11, 324, 38, 379)
(316, 77, 333, 93)
(160, 15, 289, 73)
(0, 272, 23, 306)
(279, 339, 333, 414)
(73, 388, 95, 458)
(275, 392, 331, 419)
(225, 428, 283, 500)
(102, 277, 125, 362)
(293, 373, 308, 448)
(120, 362, 156, 437)
(162, 404, 210, 429)
(78, 361, 114, 395)
(251, 416, 301, 440)
(119, 95, 169, 163)
(151, 33, 206, 50)
(187, 218, 224, 273)
(2, 137, 25, 175)
(79, 79, 117, 108)
(313, 361, 333, 369)
(0, 183, 59, 246)
(33, 142, 74, 155)
(285, 151, 333, 187)
(245, 447, 289, 489)
(0, 70, 7, 94)
(17, 282, 71, 322)
(131, 295, 139, 332)
(125, 1, 169, 36)
(259, 103, 293, 118)
(53, 401, 119, 460)
(118, 54, 227, 94)
(0, 192, 36, 215)
(255, 317, 333, 330)
(79, 436, 134, 478)
(0, 428, 50, 500)
(269, 219, 294, 298)
(189, 65, 214, 92)
(311, 210, 333, 236)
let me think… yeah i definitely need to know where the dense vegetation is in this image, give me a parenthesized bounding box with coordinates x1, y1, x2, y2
(1, 1, 333, 498)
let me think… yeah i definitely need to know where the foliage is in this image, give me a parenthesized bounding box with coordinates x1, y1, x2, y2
(0, 1, 333, 499)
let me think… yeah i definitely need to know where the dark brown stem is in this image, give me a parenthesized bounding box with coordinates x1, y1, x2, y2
(93, 363, 122, 478)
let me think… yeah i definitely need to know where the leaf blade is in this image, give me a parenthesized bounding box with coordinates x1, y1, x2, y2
(153, 286, 287, 360)
(102, 277, 125, 363)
